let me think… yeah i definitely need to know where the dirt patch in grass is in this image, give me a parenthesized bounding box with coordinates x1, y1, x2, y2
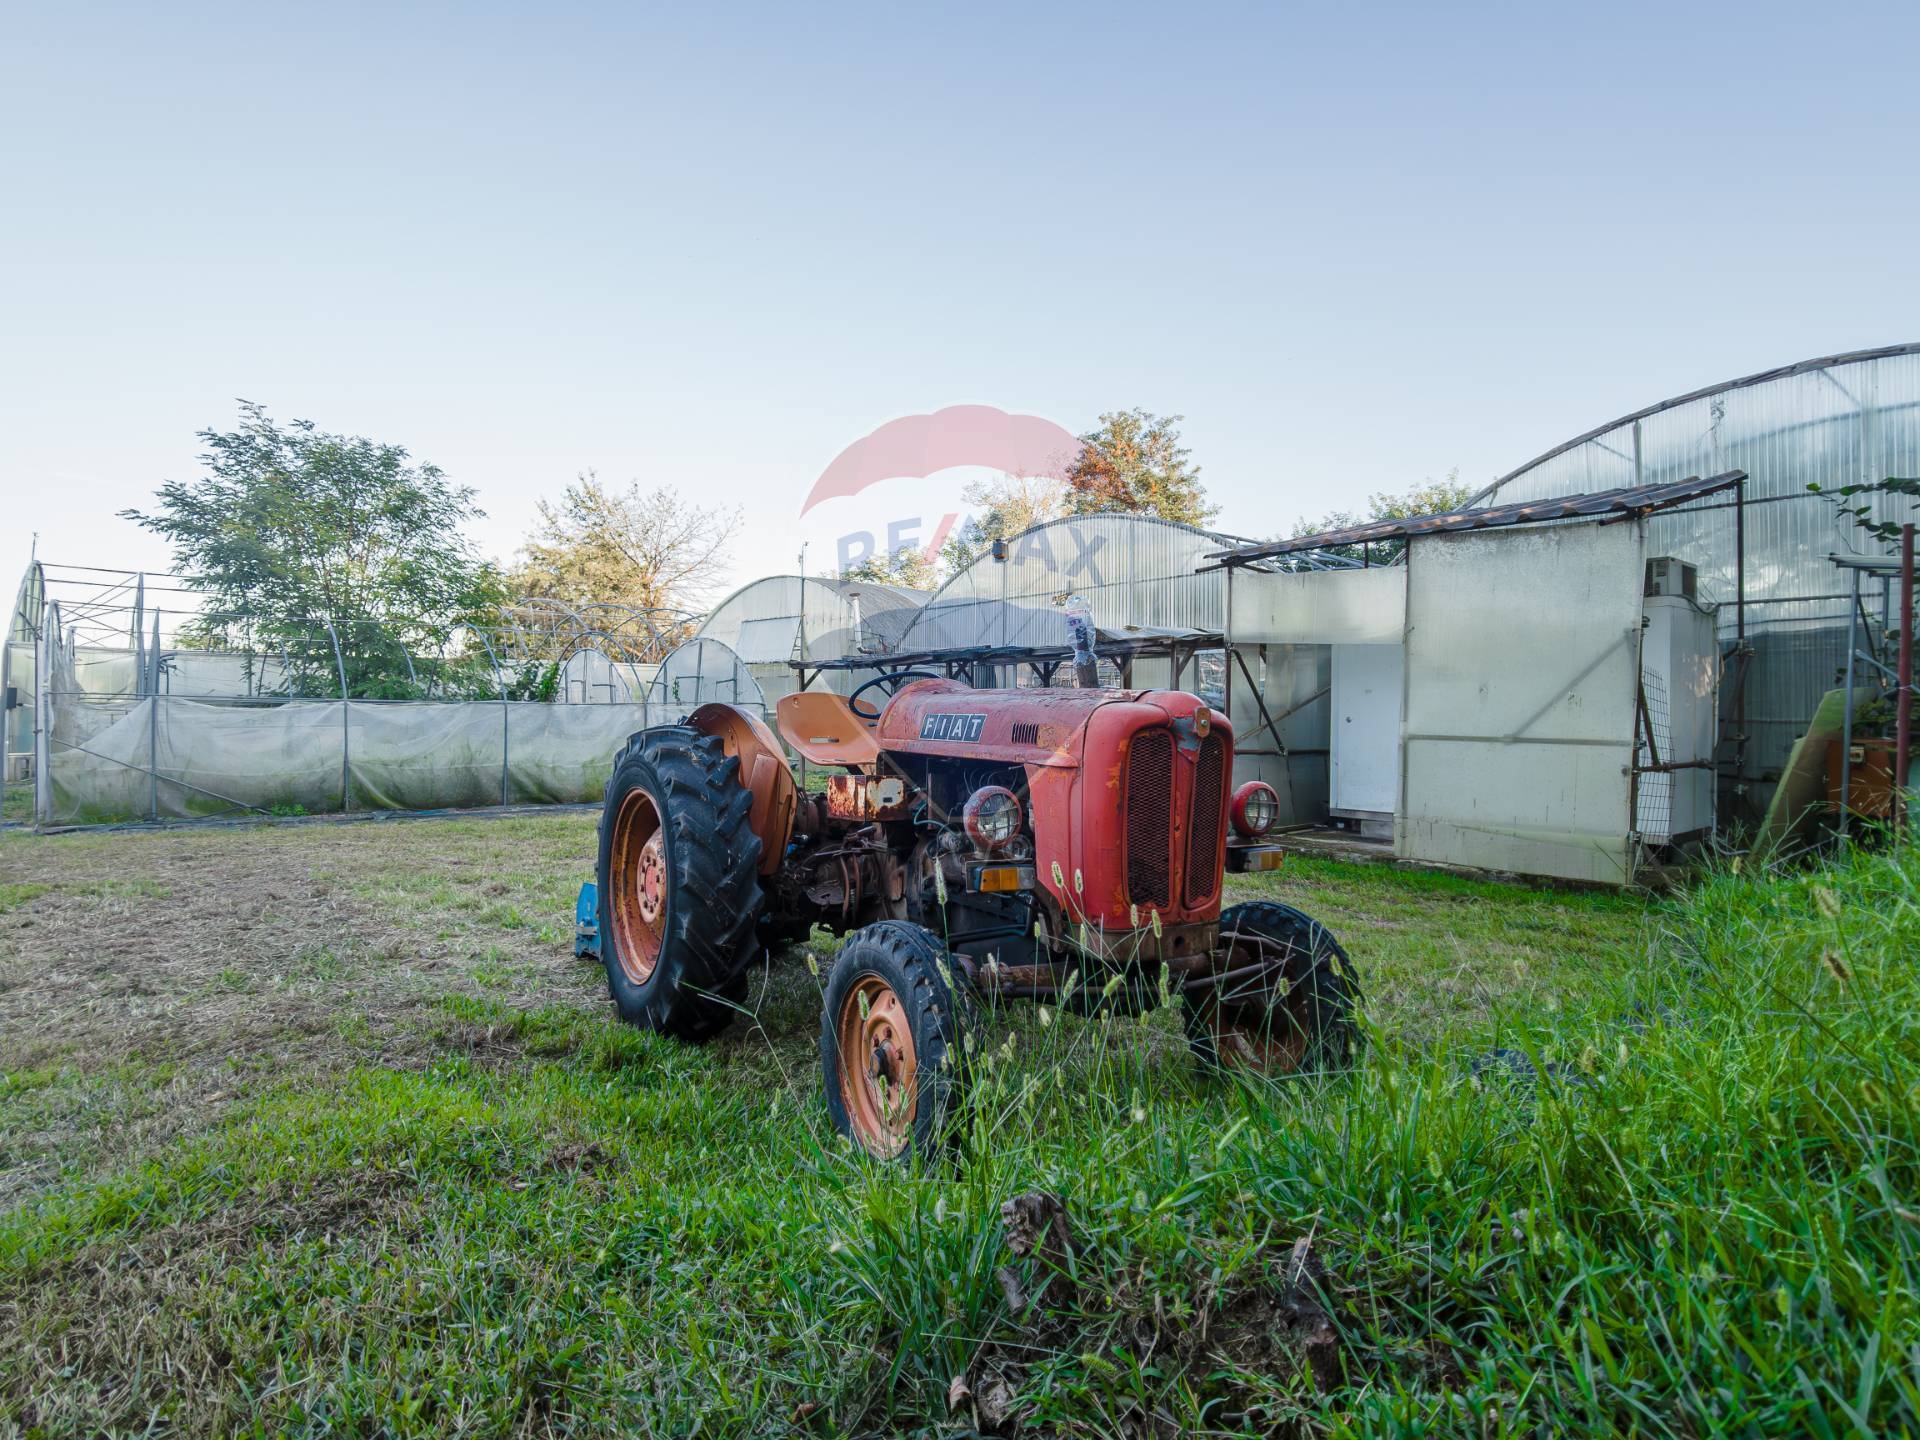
(0, 814, 610, 1203)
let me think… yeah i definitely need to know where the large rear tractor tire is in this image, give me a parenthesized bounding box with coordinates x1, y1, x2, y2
(597, 727, 764, 1041)
(821, 922, 970, 1160)
(1185, 900, 1358, 1076)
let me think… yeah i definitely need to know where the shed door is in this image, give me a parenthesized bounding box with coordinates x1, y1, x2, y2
(1330, 644, 1403, 814)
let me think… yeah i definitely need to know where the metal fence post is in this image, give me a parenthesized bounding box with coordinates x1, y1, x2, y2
(1898, 522, 1915, 833)
(326, 619, 350, 812)
(33, 602, 52, 823)
(475, 628, 510, 807)
(149, 695, 160, 823)
(146, 607, 160, 820)
(1839, 566, 1860, 840)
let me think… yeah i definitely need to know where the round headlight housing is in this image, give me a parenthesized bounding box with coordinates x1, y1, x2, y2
(962, 785, 1023, 851)
(1230, 780, 1279, 838)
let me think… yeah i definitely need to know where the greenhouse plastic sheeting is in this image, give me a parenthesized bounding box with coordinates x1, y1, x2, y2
(697, 576, 926, 667)
(556, 649, 653, 704)
(43, 695, 652, 822)
(1228, 566, 1405, 645)
(1398, 521, 1644, 884)
(648, 638, 767, 719)
(900, 515, 1226, 653)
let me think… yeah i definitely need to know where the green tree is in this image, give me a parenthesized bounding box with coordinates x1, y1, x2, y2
(938, 472, 1070, 574)
(1291, 470, 1474, 564)
(1061, 410, 1213, 527)
(840, 543, 941, 590)
(511, 472, 740, 614)
(121, 402, 505, 696)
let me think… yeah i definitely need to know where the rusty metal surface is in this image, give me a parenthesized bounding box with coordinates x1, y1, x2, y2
(874, 678, 1130, 767)
(826, 772, 911, 821)
(1209, 472, 1746, 566)
(1048, 919, 1220, 966)
(799, 827, 907, 927)
(966, 918, 1223, 992)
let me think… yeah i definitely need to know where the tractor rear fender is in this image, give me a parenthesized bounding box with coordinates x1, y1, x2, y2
(687, 703, 798, 876)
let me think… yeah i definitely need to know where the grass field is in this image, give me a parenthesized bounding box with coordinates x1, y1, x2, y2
(1, 811, 1914, 1436)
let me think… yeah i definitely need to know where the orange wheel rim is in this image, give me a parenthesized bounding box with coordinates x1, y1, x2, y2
(836, 974, 918, 1157)
(610, 787, 667, 985)
(1205, 999, 1310, 1073)
(1207, 930, 1314, 1074)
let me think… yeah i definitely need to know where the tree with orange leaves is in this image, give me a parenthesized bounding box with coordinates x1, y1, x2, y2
(1061, 409, 1214, 528)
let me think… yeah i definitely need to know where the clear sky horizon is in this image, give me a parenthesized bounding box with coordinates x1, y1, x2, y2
(5, 1, 1918, 609)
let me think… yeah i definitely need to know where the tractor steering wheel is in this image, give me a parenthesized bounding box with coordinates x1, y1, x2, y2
(848, 670, 944, 723)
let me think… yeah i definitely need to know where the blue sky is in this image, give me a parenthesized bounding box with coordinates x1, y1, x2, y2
(4, 1, 1918, 600)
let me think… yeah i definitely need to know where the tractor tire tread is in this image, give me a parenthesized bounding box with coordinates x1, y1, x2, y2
(1190, 899, 1359, 1074)
(597, 727, 765, 1042)
(820, 921, 973, 1158)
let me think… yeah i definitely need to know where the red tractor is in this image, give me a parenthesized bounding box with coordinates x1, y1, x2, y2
(592, 672, 1357, 1158)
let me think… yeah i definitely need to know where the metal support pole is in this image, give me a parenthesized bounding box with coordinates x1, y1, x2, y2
(33, 602, 52, 823)
(1733, 476, 1749, 802)
(1840, 566, 1860, 840)
(326, 619, 351, 812)
(475, 629, 510, 807)
(1223, 566, 1234, 724)
(0, 607, 13, 793)
(148, 607, 162, 819)
(1898, 522, 1915, 833)
(148, 693, 160, 822)
(132, 572, 145, 684)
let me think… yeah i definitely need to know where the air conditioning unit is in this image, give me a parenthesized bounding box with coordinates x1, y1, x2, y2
(1644, 556, 1697, 601)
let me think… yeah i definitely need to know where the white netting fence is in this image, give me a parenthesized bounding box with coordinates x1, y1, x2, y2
(5, 565, 771, 825)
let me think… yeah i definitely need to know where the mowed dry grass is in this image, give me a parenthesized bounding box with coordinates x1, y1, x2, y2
(0, 812, 1650, 1211)
(0, 812, 608, 1205)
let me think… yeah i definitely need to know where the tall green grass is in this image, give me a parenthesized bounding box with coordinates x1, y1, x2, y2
(2, 838, 1915, 1435)
(822, 838, 1920, 1435)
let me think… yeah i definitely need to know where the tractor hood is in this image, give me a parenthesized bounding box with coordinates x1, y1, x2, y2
(875, 678, 1216, 769)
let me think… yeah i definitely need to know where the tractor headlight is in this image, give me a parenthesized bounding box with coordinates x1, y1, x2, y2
(962, 785, 1023, 851)
(1231, 781, 1279, 838)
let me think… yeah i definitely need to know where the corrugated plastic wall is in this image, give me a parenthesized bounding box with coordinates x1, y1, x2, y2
(1478, 347, 1920, 795)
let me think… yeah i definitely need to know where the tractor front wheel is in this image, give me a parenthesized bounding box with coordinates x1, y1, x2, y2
(597, 726, 764, 1041)
(821, 922, 969, 1160)
(1185, 900, 1358, 1076)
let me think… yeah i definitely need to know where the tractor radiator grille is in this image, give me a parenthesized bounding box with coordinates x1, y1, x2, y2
(1184, 733, 1225, 907)
(1125, 728, 1173, 908)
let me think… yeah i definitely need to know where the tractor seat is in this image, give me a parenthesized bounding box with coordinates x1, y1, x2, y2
(775, 691, 882, 768)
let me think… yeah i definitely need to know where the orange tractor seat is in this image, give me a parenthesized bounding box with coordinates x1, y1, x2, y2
(775, 691, 881, 768)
